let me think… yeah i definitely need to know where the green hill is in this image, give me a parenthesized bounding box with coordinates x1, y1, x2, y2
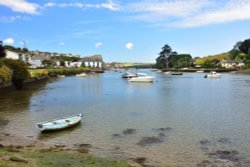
(195, 52, 230, 65)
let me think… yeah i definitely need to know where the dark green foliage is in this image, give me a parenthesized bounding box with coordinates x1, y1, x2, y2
(156, 44, 178, 69)
(3, 45, 28, 53)
(42, 60, 55, 67)
(0, 41, 6, 58)
(168, 54, 193, 68)
(52, 55, 80, 62)
(229, 39, 250, 69)
(3, 59, 30, 89)
(239, 39, 250, 54)
(202, 60, 216, 69)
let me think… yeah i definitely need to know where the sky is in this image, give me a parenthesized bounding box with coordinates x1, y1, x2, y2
(0, 0, 250, 63)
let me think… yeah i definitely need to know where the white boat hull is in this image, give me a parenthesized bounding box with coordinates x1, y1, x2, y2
(37, 114, 82, 132)
(205, 74, 222, 78)
(129, 76, 154, 82)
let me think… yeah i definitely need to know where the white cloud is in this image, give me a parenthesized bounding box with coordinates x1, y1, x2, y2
(0, 0, 39, 14)
(3, 38, 14, 45)
(127, 0, 209, 21)
(43, 0, 120, 11)
(174, 0, 250, 28)
(59, 42, 65, 46)
(125, 0, 250, 28)
(95, 42, 102, 48)
(126, 42, 133, 50)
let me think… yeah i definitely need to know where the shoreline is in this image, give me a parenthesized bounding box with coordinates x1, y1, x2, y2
(0, 121, 142, 167)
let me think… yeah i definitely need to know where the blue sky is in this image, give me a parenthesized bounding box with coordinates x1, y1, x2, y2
(1, 0, 250, 63)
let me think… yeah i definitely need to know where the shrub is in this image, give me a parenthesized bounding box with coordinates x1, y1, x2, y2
(0, 65, 11, 84)
(3, 59, 30, 80)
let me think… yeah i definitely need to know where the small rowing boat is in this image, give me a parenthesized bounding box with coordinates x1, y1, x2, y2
(36, 114, 82, 132)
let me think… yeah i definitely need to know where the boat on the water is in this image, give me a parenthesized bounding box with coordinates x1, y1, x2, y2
(129, 73, 154, 82)
(76, 73, 87, 77)
(36, 114, 82, 132)
(204, 71, 222, 78)
(171, 72, 183, 75)
(121, 72, 137, 78)
(196, 70, 204, 73)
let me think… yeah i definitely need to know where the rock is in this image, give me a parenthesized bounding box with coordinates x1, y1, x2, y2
(9, 157, 28, 163)
(137, 136, 162, 146)
(73, 143, 92, 148)
(217, 138, 232, 144)
(123, 128, 136, 135)
(154, 127, 172, 131)
(132, 157, 146, 165)
(208, 150, 240, 162)
(0, 144, 4, 148)
(112, 134, 121, 138)
(77, 147, 89, 153)
(199, 139, 211, 146)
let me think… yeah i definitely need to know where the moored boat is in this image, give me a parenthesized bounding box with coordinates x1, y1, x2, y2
(171, 72, 183, 75)
(36, 114, 82, 132)
(129, 73, 154, 82)
(121, 72, 137, 78)
(204, 71, 222, 78)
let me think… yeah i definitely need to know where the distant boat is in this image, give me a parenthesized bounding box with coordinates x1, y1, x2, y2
(204, 71, 222, 78)
(171, 72, 183, 75)
(121, 72, 137, 78)
(129, 73, 154, 82)
(164, 71, 170, 74)
(76, 73, 87, 77)
(36, 114, 82, 132)
(196, 70, 204, 73)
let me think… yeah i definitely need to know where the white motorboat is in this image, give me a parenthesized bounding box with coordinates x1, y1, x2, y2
(129, 73, 154, 82)
(121, 72, 137, 78)
(196, 70, 204, 73)
(36, 114, 82, 132)
(76, 73, 87, 77)
(204, 71, 222, 78)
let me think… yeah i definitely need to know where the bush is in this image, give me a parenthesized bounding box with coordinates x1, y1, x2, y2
(3, 59, 30, 80)
(0, 65, 11, 84)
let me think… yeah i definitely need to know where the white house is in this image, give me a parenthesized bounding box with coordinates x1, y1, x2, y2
(219, 60, 245, 69)
(5, 50, 28, 61)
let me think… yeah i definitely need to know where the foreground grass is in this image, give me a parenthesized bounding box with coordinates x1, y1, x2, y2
(0, 147, 130, 167)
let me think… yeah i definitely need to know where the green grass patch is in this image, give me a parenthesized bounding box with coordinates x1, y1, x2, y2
(0, 147, 130, 167)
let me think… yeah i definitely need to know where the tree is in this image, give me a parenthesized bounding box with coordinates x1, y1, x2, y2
(0, 41, 6, 58)
(239, 39, 250, 54)
(156, 44, 177, 69)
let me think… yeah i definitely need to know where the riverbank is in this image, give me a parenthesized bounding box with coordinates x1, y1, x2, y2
(0, 124, 136, 167)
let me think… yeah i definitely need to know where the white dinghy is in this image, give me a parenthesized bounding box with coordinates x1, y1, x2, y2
(36, 114, 82, 132)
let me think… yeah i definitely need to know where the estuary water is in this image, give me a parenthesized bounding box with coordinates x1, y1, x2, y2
(1, 70, 250, 166)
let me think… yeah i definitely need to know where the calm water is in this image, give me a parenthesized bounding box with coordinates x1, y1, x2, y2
(1, 70, 250, 166)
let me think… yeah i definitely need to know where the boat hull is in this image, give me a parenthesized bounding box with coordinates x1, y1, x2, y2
(129, 77, 154, 82)
(37, 114, 82, 132)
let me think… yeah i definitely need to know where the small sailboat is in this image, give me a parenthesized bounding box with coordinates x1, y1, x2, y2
(36, 114, 82, 132)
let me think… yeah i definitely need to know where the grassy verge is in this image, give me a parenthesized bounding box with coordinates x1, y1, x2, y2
(0, 146, 130, 167)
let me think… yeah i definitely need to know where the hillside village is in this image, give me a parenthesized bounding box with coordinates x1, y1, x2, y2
(4, 45, 104, 69)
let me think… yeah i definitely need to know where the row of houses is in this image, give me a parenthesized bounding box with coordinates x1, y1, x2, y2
(5, 49, 104, 69)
